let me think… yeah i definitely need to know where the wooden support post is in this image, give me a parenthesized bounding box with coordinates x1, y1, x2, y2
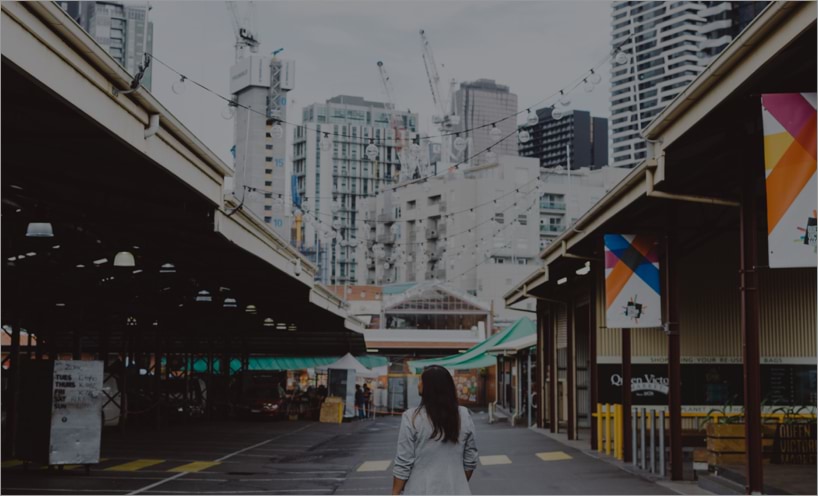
(740, 178, 763, 494)
(622, 328, 633, 463)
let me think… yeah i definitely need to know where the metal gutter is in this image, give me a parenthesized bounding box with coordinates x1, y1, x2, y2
(643, 1, 803, 141)
(22, 1, 233, 180)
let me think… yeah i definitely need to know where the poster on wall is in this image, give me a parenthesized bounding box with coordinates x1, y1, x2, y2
(761, 93, 817, 268)
(603, 234, 661, 328)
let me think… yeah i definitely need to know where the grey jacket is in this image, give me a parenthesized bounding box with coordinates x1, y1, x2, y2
(393, 406, 479, 495)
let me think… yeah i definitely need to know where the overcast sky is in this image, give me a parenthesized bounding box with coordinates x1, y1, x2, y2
(149, 0, 614, 165)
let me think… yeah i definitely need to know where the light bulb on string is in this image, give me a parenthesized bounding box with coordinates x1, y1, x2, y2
(489, 124, 502, 142)
(526, 109, 538, 126)
(453, 134, 467, 152)
(366, 139, 379, 160)
(409, 139, 422, 156)
(270, 121, 285, 140)
(615, 51, 630, 65)
(552, 107, 565, 120)
(221, 101, 237, 120)
(518, 130, 531, 144)
(172, 75, 187, 94)
(588, 69, 602, 85)
(583, 78, 595, 93)
(558, 91, 571, 107)
(485, 148, 497, 163)
(320, 133, 332, 151)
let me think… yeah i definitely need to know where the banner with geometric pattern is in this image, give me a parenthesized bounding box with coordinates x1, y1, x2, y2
(604, 234, 661, 328)
(761, 93, 817, 268)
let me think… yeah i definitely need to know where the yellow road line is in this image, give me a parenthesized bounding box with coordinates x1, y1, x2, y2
(357, 460, 391, 472)
(536, 451, 573, 461)
(167, 461, 220, 473)
(105, 459, 165, 472)
(479, 455, 512, 466)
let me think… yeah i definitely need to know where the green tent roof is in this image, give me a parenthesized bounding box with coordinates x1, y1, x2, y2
(407, 317, 536, 373)
(180, 355, 388, 374)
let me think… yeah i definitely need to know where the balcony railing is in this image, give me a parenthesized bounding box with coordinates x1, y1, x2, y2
(540, 224, 564, 233)
(377, 232, 396, 244)
(540, 201, 566, 210)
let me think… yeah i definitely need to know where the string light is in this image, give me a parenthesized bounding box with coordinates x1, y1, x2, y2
(453, 133, 467, 152)
(320, 132, 332, 151)
(365, 139, 379, 160)
(518, 130, 531, 144)
(489, 124, 502, 142)
(171, 75, 187, 95)
(270, 120, 285, 140)
(558, 90, 571, 107)
(526, 109, 538, 126)
(145, 36, 631, 150)
(588, 69, 602, 85)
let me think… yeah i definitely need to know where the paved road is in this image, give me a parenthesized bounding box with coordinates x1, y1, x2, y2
(1, 411, 673, 495)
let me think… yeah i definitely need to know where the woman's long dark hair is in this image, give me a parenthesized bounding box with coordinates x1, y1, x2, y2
(414, 365, 460, 443)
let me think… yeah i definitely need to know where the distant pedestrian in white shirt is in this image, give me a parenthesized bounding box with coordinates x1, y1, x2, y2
(392, 365, 478, 495)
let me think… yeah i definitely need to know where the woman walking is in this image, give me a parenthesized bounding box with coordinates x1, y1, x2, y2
(392, 365, 478, 495)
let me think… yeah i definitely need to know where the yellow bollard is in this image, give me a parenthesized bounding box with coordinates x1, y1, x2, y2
(605, 403, 611, 456)
(615, 404, 624, 460)
(596, 403, 603, 453)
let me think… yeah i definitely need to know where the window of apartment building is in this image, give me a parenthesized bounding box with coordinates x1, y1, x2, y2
(266, 157, 273, 162)
(517, 214, 528, 226)
(265, 168, 272, 174)
(264, 216, 272, 223)
(264, 205, 272, 211)
(265, 181, 272, 187)
(407, 200, 416, 210)
(493, 212, 504, 224)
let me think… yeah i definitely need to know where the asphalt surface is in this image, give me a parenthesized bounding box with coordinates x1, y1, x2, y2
(1, 411, 674, 495)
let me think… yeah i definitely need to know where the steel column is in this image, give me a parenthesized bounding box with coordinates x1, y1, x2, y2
(566, 300, 576, 440)
(8, 324, 22, 456)
(664, 209, 683, 480)
(549, 306, 558, 433)
(740, 181, 763, 494)
(589, 269, 599, 450)
(622, 328, 633, 463)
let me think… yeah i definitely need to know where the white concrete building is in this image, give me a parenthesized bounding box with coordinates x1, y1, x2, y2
(538, 166, 630, 249)
(610, 1, 767, 168)
(293, 95, 418, 284)
(228, 55, 294, 240)
(361, 155, 541, 325)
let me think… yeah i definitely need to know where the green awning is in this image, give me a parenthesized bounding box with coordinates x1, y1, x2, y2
(173, 355, 388, 374)
(407, 317, 536, 373)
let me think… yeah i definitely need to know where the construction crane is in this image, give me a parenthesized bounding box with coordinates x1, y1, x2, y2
(419, 29, 459, 130)
(377, 61, 428, 181)
(419, 29, 460, 168)
(227, 1, 259, 62)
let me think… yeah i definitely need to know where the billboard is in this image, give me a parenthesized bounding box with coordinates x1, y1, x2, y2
(604, 234, 661, 328)
(761, 93, 817, 268)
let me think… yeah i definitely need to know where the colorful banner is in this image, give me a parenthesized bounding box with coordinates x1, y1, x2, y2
(761, 93, 817, 268)
(604, 234, 661, 328)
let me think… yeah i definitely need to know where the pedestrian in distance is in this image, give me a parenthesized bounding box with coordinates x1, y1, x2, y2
(363, 383, 372, 418)
(392, 365, 478, 495)
(355, 384, 366, 420)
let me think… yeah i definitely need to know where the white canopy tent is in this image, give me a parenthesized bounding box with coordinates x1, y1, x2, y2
(316, 353, 379, 378)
